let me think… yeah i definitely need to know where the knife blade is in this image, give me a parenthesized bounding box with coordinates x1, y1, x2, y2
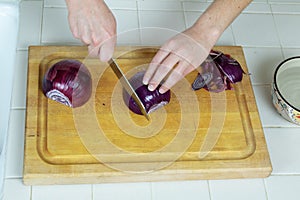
(108, 58, 150, 120)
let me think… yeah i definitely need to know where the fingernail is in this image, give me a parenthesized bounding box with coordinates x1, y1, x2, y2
(142, 78, 148, 85)
(159, 85, 169, 94)
(159, 88, 165, 94)
(148, 84, 155, 91)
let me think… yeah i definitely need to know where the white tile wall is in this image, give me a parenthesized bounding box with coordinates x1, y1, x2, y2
(42, 7, 80, 44)
(44, 0, 66, 8)
(17, 1, 43, 49)
(151, 181, 210, 200)
(243, 3, 272, 13)
(4, 0, 300, 200)
(209, 179, 267, 200)
(271, 4, 300, 14)
(282, 48, 300, 58)
(139, 10, 186, 45)
(243, 47, 284, 85)
(182, 2, 210, 12)
(32, 184, 92, 200)
(93, 182, 152, 200)
(274, 14, 300, 47)
(265, 128, 300, 174)
(138, 1, 183, 11)
(3, 179, 30, 200)
(11, 51, 28, 108)
(5, 110, 26, 178)
(232, 13, 281, 47)
(112, 10, 140, 45)
(265, 176, 300, 200)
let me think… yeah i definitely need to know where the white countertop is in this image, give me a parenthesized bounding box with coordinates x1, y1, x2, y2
(3, 0, 300, 200)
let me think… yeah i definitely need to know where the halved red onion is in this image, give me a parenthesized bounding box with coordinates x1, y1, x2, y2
(42, 59, 92, 108)
(192, 50, 245, 92)
(123, 71, 171, 115)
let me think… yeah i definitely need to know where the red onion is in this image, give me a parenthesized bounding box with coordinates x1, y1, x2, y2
(192, 50, 245, 92)
(42, 59, 92, 108)
(123, 71, 171, 115)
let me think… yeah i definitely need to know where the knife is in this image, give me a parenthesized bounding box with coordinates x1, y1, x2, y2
(108, 58, 150, 120)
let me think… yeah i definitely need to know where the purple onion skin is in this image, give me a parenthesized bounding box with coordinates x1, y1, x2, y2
(123, 71, 171, 115)
(192, 50, 245, 92)
(211, 50, 245, 83)
(42, 59, 92, 108)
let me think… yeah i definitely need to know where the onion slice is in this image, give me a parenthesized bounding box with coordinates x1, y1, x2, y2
(192, 50, 246, 92)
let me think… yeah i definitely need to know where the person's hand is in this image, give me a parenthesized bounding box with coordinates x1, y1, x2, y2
(65, 0, 116, 62)
(142, 27, 213, 94)
(142, 0, 252, 94)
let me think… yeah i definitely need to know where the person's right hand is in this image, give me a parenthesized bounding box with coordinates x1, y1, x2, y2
(65, 0, 116, 62)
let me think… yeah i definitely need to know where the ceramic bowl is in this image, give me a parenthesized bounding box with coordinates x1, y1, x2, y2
(272, 56, 300, 125)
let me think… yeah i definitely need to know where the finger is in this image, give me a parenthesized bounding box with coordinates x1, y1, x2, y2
(77, 21, 92, 45)
(70, 24, 80, 39)
(91, 33, 102, 47)
(90, 25, 105, 46)
(148, 53, 179, 91)
(68, 16, 80, 39)
(142, 48, 170, 85)
(88, 43, 100, 57)
(99, 37, 116, 62)
(159, 60, 194, 94)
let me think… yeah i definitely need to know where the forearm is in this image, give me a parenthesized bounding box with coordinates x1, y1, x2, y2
(65, 0, 106, 12)
(192, 0, 252, 49)
(65, 0, 107, 15)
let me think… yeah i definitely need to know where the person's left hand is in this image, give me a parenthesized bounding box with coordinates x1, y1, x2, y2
(142, 27, 213, 94)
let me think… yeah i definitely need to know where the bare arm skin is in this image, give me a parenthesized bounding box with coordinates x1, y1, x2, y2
(65, 0, 251, 92)
(142, 0, 253, 93)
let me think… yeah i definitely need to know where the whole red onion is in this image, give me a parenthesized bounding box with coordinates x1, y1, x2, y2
(42, 59, 92, 108)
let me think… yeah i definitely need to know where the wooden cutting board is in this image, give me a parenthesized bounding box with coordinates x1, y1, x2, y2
(24, 45, 272, 185)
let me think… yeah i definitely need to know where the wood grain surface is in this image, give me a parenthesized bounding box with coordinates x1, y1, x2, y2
(23, 45, 272, 185)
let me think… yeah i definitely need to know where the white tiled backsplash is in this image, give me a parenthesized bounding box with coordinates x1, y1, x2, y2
(4, 0, 300, 199)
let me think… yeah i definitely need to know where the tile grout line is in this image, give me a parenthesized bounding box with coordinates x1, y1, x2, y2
(91, 184, 94, 200)
(150, 182, 154, 200)
(230, 25, 237, 47)
(269, 3, 285, 58)
(207, 180, 213, 200)
(136, 0, 142, 45)
(181, 1, 188, 30)
(270, 173, 300, 176)
(263, 125, 300, 128)
(263, 178, 269, 200)
(39, 0, 45, 46)
(30, 185, 32, 200)
(10, 107, 26, 110)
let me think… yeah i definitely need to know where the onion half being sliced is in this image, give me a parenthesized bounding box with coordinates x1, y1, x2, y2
(122, 71, 171, 115)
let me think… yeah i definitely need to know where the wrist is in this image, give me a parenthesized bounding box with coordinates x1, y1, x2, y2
(188, 20, 221, 52)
